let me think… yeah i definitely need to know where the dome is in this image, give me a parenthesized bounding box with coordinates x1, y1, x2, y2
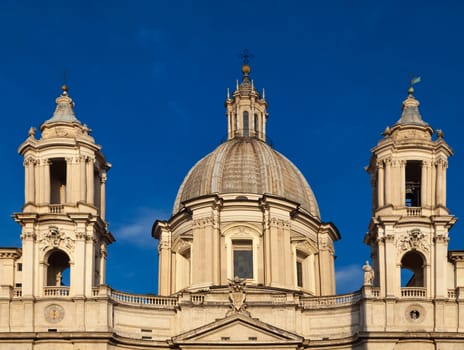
(173, 137, 320, 218)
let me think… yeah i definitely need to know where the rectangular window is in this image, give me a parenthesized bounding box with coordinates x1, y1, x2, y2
(296, 261, 303, 287)
(233, 240, 253, 279)
(405, 160, 421, 207)
(17, 263, 22, 271)
(243, 111, 249, 137)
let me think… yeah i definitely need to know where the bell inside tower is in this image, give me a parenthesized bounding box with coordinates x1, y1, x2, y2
(405, 160, 421, 207)
(50, 158, 67, 204)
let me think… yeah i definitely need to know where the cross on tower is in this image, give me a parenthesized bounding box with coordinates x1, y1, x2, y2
(240, 49, 254, 65)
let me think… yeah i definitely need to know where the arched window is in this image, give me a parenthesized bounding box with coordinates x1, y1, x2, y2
(401, 251, 424, 287)
(243, 111, 249, 137)
(50, 158, 67, 204)
(46, 250, 70, 287)
(405, 161, 421, 207)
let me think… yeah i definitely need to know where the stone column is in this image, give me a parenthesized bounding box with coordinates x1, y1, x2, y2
(80, 156, 86, 202)
(442, 161, 448, 206)
(384, 233, 396, 297)
(212, 202, 221, 285)
(384, 159, 391, 205)
(86, 157, 95, 204)
(318, 232, 334, 295)
(43, 159, 50, 204)
(434, 233, 449, 299)
(20, 230, 35, 297)
(72, 232, 86, 297)
(24, 158, 35, 204)
(436, 160, 444, 206)
(262, 204, 272, 285)
(66, 157, 73, 203)
(400, 161, 406, 206)
(84, 233, 94, 297)
(100, 173, 107, 220)
(158, 228, 172, 295)
(377, 161, 384, 208)
(421, 161, 429, 207)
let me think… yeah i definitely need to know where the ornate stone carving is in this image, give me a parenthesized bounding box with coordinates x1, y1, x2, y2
(75, 232, 86, 240)
(385, 234, 395, 243)
(39, 226, 74, 252)
(23, 157, 37, 167)
(193, 217, 215, 228)
(227, 277, 249, 316)
(21, 232, 36, 241)
(434, 235, 449, 244)
(397, 229, 429, 252)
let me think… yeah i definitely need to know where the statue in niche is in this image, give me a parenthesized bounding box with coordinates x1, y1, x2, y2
(362, 261, 374, 286)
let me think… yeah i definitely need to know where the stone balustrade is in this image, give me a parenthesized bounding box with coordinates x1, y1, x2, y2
(43, 286, 70, 296)
(109, 289, 178, 308)
(406, 207, 422, 216)
(401, 287, 426, 298)
(299, 291, 362, 309)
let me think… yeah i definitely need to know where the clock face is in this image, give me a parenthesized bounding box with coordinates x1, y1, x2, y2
(44, 304, 65, 323)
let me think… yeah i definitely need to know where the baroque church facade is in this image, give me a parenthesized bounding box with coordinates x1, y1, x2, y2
(0, 64, 463, 350)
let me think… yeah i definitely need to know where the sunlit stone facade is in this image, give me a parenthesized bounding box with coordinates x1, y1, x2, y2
(0, 68, 463, 350)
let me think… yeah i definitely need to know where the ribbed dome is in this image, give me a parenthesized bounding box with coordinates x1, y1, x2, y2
(173, 137, 320, 218)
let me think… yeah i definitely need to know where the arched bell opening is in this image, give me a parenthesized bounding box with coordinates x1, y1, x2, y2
(400, 250, 425, 287)
(46, 249, 70, 287)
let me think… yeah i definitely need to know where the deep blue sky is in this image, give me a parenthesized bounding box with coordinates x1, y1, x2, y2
(1, 0, 463, 294)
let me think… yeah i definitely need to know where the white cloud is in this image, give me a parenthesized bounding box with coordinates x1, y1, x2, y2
(336, 264, 363, 294)
(113, 207, 169, 248)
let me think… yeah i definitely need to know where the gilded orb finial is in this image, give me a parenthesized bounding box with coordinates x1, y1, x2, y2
(61, 84, 68, 96)
(239, 49, 254, 76)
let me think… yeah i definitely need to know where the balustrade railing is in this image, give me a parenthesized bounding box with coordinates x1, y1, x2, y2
(49, 204, 64, 214)
(44, 286, 70, 296)
(13, 287, 22, 297)
(401, 287, 426, 298)
(109, 289, 178, 307)
(299, 291, 362, 309)
(191, 294, 205, 305)
(448, 289, 456, 299)
(406, 207, 422, 216)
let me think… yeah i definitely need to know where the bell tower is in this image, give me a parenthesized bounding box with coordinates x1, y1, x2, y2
(13, 85, 114, 299)
(365, 84, 457, 299)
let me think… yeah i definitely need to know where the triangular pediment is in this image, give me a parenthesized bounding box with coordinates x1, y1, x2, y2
(172, 312, 303, 347)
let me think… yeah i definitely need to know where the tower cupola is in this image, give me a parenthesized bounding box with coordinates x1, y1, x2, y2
(224, 63, 268, 141)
